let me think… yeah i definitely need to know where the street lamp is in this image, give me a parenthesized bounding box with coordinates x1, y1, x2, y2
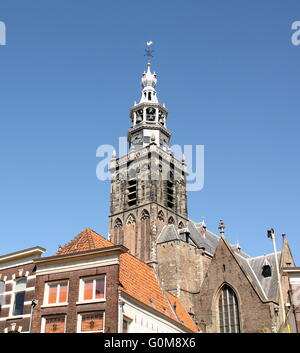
(267, 228, 286, 328)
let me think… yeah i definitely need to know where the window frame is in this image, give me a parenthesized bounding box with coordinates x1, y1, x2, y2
(10, 277, 27, 317)
(43, 280, 69, 307)
(77, 311, 105, 333)
(122, 316, 132, 333)
(0, 280, 5, 308)
(262, 265, 272, 278)
(78, 276, 106, 304)
(217, 284, 241, 333)
(41, 315, 67, 333)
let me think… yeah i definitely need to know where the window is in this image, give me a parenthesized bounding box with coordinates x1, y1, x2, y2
(43, 315, 66, 333)
(262, 265, 272, 278)
(166, 169, 175, 209)
(0, 281, 4, 310)
(44, 281, 68, 305)
(12, 277, 26, 316)
(78, 312, 104, 333)
(123, 317, 132, 333)
(80, 276, 105, 302)
(178, 222, 185, 229)
(127, 179, 137, 206)
(168, 216, 175, 224)
(218, 285, 240, 333)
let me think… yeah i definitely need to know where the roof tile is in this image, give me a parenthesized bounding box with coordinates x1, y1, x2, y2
(54, 228, 197, 332)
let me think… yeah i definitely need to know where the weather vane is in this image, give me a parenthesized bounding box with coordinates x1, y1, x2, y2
(144, 41, 154, 63)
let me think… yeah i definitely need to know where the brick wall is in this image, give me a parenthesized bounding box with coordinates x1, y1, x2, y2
(0, 263, 36, 333)
(195, 238, 277, 333)
(31, 264, 119, 333)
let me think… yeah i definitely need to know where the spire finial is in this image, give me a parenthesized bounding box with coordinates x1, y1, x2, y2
(218, 220, 225, 236)
(111, 149, 116, 160)
(144, 41, 154, 64)
(201, 218, 207, 238)
(237, 240, 241, 253)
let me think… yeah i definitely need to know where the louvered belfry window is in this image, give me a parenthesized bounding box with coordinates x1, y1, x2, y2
(218, 285, 240, 333)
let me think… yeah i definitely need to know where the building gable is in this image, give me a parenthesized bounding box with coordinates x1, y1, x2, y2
(196, 236, 276, 333)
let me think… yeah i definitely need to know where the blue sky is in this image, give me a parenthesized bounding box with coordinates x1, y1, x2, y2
(0, 0, 299, 263)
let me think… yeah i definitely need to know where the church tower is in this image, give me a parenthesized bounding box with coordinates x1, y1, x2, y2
(109, 60, 188, 264)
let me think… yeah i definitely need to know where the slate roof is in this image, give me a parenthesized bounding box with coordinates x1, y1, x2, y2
(247, 252, 281, 300)
(157, 220, 281, 302)
(156, 221, 220, 256)
(55, 228, 198, 332)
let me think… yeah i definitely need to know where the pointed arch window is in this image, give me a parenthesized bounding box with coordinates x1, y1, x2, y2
(168, 216, 175, 225)
(113, 218, 124, 244)
(141, 210, 150, 220)
(262, 258, 272, 278)
(218, 285, 240, 333)
(114, 218, 123, 228)
(126, 214, 136, 225)
(158, 211, 165, 222)
(178, 221, 185, 229)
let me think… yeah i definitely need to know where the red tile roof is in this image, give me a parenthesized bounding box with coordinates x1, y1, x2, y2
(165, 292, 198, 332)
(119, 252, 198, 332)
(55, 228, 198, 332)
(56, 228, 113, 255)
(119, 252, 174, 318)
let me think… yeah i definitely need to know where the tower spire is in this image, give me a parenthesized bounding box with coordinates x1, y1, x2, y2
(218, 220, 225, 236)
(109, 47, 188, 263)
(127, 43, 171, 152)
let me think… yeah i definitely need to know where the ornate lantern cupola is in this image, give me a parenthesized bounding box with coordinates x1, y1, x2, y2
(140, 62, 158, 104)
(128, 61, 172, 152)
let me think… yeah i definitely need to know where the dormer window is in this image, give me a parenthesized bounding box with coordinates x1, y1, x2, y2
(262, 264, 272, 278)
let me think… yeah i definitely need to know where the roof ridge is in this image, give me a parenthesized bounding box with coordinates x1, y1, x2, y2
(55, 228, 113, 255)
(165, 291, 198, 332)
(221, 237, 269, 301)
(86, 228, 96, 249)
(156, 225, 167, 243)
(151, 266, 180, 322)
(248, 251, 281, 261)
(56, 231, 84, 255)
(163, 290, 181, 322)
(191, 221, 220, 239)
(235, 252, 268, 299)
